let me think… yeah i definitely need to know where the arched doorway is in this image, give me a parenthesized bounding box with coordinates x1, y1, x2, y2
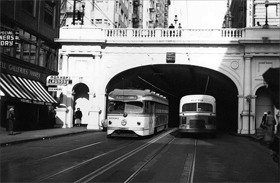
(73, 83, 89, 126)
(255, 86, 274, 128)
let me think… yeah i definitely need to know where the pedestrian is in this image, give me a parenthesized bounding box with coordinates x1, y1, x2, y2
(260, 112, 267, 129)
(168, 24, 174, 28)
(7, 108, 15, 135)
(74, 108, 82, 127)
(169, 23, 175, 37)
(178, 23, 182, 29)
(266, 111, 276, 131)
(263, 67, 279, 165)
(178, 23, 182, 37)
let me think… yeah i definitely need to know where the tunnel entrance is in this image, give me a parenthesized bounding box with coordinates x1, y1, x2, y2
(106, 64, 238, 133)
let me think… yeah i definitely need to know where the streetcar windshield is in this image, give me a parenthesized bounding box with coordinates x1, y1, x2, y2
(182, 103, 213, 112)
(108, 101, 143, 114)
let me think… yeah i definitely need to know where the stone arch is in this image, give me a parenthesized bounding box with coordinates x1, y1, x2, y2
(254, 85, 274, 129)
(72, 83, 90, 125)
(104, 63, 239, 132)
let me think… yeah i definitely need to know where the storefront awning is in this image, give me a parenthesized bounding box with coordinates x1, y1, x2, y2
(0, 73, 57, 105)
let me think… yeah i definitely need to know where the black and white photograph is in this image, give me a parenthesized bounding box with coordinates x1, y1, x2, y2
(0, 0, 279, 182)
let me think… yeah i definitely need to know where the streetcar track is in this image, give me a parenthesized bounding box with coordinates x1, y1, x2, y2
(73, 128, 177, 183)
(31, 128, 177, 183)
(188, 139, 197, 183)
(123, 137, 176, 183)
(0, 141, 103, 171)
(124, 135, 198, 183)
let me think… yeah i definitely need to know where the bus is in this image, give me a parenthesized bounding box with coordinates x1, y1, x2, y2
(179, 95, 217, 137)
(106, 89, 168, 137)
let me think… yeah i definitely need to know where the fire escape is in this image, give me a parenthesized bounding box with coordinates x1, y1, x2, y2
(60, 0, 68, 27)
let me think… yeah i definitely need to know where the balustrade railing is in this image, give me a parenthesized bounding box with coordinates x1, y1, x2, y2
(58, 26, 280, 42)
(104, 28, 244, 39)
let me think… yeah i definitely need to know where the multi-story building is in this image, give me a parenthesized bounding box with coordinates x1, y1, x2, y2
(60, 0, 133, 28)
(60, 0, 170, 28)
(135, 0, 170, 28)
(224, 0, 280, 28)
(1, 0, 60, 130)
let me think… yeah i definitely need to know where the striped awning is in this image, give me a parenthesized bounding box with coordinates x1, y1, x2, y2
(0, 73, 57, 105)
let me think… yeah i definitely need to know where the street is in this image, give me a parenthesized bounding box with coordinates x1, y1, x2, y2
(0, 128, 278, 183)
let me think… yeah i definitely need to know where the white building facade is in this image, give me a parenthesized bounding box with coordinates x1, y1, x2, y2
(55, 26, 280, 134)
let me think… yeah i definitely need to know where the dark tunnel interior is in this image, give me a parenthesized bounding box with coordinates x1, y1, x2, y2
(106, 64, 238, 133)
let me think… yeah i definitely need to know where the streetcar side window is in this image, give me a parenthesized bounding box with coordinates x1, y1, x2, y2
(144, 101, 153, 114)
(182, 103, 196, 112)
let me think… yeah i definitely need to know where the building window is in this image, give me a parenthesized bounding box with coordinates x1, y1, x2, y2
(44, 0, 55, 27)
(22, 0, 36, 16)
(16, 30, 37, 64)
(39, 43, 57, 71)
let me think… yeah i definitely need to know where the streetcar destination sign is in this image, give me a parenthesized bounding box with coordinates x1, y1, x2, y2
(46, 75, 72, 86)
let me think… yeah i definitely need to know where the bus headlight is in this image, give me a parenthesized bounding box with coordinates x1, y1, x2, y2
(181, 117, 186, 124)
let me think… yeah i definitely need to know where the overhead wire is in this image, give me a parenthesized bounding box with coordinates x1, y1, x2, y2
(65, 0, 170, 95)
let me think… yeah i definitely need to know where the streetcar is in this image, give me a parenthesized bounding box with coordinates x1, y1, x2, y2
(179, 95, 217, 137)
(106, 89, 169, 137)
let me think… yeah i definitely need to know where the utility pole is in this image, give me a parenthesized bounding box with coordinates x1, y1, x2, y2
(72, 0, 76, 25)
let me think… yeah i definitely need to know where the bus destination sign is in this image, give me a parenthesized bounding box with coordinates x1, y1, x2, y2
(116, 95, 138, 100)
(46, 75, 72, 86)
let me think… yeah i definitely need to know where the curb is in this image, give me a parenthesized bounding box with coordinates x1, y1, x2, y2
(0, 130, 96, 147)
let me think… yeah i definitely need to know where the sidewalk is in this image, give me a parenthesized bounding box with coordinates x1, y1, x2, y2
(0, 126, 100, 146)
(0, 126, 267, 147)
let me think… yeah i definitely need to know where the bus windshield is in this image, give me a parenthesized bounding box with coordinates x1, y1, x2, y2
(182, 103, 212, 112)
(108, 101, 143, 114)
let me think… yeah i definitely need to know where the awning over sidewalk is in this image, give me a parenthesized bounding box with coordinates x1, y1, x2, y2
(0, 73, 57, 105)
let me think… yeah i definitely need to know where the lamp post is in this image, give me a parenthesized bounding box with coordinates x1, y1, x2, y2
(264, 0, 269, 27)
(72, 0, 76, 25)
(81, 1, 85, 25)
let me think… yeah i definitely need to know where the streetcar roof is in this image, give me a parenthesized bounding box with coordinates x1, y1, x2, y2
(109, 89, 168, 104)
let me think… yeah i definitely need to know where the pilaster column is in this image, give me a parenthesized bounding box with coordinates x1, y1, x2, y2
(240, 56, 254, 134)
(55, 53, 69, 128)
(87, 54, 102, 129)
(64, 91, 74, 128)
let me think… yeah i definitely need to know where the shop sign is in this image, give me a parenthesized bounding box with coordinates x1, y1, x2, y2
(0, 61, 43, 80)
(166, 52, 176, 63)
(20, 99, 51, 105)
(46, 75, 72, 86)
(48, 87, 62, 92)
(0, 31, 17, 47)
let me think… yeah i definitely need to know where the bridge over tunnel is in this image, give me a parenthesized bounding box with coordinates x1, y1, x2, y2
(106, 64, 238, 133)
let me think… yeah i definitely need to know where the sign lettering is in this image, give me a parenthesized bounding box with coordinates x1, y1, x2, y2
(0, 31, 16, 47)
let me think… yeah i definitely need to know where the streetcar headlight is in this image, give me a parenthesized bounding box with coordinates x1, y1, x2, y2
(137, 122, 141, 125)
(121, 119, 127, 126)
(108, 121, 112, 125)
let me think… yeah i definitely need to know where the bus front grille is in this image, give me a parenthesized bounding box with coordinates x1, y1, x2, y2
(189, 119, 205, 129)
